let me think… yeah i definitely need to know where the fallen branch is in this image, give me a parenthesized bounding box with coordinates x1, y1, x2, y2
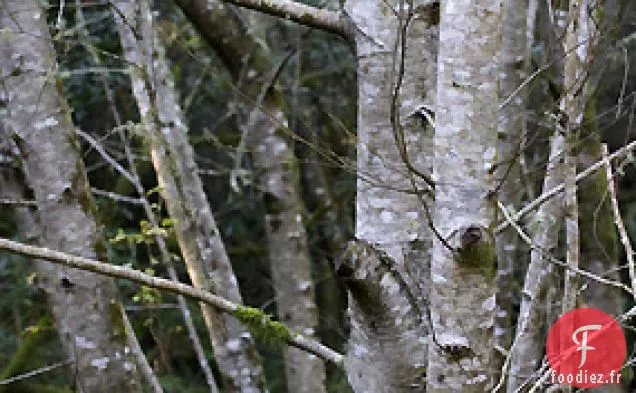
(0, 237, 345, 368)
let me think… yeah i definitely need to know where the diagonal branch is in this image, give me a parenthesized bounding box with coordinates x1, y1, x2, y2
(0, 236, 345, 368)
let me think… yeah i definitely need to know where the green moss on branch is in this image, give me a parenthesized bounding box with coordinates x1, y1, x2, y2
(233, 306, 292, 345)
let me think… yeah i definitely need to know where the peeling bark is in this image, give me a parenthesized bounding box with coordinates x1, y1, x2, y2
(0, 2, 142, 392)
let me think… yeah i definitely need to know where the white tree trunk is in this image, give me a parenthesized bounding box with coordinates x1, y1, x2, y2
(426, 0, 501, 391)
(0, 2, 142, 391)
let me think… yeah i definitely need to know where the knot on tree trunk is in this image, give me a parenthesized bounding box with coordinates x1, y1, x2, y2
(453, 224, 497, 280)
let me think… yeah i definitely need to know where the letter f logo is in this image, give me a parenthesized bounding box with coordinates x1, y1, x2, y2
(572, 324, 602, 368)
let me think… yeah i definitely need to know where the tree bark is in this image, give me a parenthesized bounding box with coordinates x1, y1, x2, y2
(560, 1, 623, 391)
(427, 0, 501, 391)
(112, 1, 265, 392)
(0, 2, 142, 392)
(341, 1, 438, 392)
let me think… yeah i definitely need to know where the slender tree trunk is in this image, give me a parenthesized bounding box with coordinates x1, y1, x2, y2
(0, 2, 142, 392)
(507, 131, 565, 392)
(236, 12, 327, 393)
(426, 0, 501, 391)
(112, 1, 265, 392)
(495, 0, 530, 382)
(560, 1, 623, 391)
(172, 3, 329, 392)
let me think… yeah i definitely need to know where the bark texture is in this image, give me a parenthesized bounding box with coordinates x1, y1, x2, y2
(343, 0, 439, 392)
(112, 1, 265, 392)
(0, 2, 141, 392)
(427, 0, 501, 391)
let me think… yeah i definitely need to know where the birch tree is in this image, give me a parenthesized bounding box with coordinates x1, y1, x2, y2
(0, 1, 141, 391)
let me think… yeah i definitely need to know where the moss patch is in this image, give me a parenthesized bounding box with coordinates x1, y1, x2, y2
(233, 306, 291, 345)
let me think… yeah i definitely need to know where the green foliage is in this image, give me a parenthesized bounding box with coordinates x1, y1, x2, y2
(109, 215, 174, 246)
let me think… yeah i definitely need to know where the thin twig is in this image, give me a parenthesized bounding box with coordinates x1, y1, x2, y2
(499, 62, 552, 111)
(0, 199, 37, 206)
(121, 307, 164, 393)
(0, 360, 73, 385)
(495, 138, 636, 234)
(497, 201, 634, 296)
(91, 188, 144, 205)
(76, 129, 136, 185)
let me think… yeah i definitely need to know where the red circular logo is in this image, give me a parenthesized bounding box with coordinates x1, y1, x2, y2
(546, 308, 626, 388)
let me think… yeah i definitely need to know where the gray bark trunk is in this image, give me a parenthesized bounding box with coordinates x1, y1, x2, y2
(495, 0, 529, 382)
(426, 0, 501, 391)
(0, 2, 142, 392)
(341, 1, 438, 392)
(249, 108, 327, 393)
(236, 11, 328, 393)
(112, 1, 265, 392)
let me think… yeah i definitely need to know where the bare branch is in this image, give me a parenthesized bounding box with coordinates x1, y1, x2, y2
(0, 236, 346, 368)
(91, 188, 144, 205)
(0, 199, 37, 206)
(496, 201, 634, 296)
(202, 0, 353, 42)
